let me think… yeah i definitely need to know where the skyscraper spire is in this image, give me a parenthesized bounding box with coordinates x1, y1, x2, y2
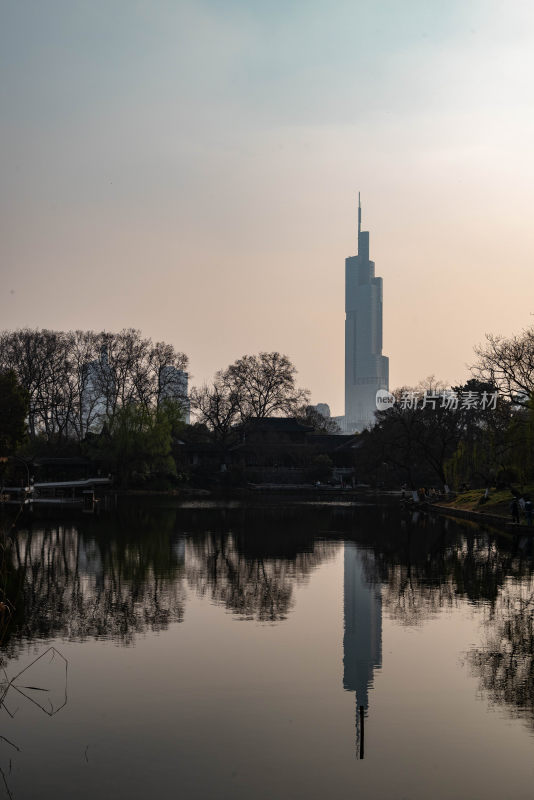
(358, 192, 361, 252)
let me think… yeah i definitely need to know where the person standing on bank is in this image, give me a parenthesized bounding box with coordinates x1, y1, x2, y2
(510, 497, 520, 525)
(524, 497, 533, 527)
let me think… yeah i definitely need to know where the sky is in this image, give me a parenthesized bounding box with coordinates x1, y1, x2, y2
(1, 0, 534, 415)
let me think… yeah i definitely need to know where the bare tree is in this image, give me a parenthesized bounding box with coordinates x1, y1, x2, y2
(220, 352, 310, 421)
(189, 379, 240, 442)
(65, 330, 100, 439)
(0, 329, 50, 439)
(0, 329, 73, 441)
(472, 328, 534, 407)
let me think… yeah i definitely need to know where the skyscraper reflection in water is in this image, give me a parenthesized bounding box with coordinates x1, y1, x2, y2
(343, 541, 382, 757)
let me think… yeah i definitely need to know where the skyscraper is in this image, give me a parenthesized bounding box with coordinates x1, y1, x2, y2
(343, 195, 389, 432)
(158, 365, 190, 423)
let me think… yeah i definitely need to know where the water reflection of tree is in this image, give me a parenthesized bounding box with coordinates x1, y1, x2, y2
(3, 506, 341, 650)
(352, 512, 534, 627)
(345, 509, 534, 725)
(466, 570, 534, 726)
(4, 517, 186, 653)
(8, 503, 534, 657)
(186, 532, 337, 622)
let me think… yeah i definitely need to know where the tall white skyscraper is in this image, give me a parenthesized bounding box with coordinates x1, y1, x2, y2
(343, 195, 389, 432)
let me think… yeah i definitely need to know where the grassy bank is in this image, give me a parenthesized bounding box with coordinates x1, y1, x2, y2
(438, 487, 534, 520)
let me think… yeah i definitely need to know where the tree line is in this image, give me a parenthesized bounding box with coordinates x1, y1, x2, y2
(0, 330, 319, 444)
(0, 328, 320, 486)
(189, 351, 323, 439)
(0, 328, 188, 444)
(358, 326, 534, 489)
(4, 322, 533, 490)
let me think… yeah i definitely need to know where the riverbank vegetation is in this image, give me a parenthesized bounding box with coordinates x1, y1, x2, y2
(437, 487, 534, 518)
(1, 325, 534, 492)
(347, 326, 534, 491)
(0, 329, 320, 488)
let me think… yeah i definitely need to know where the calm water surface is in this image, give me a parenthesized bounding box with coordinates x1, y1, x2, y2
(2, 502, 534, 799)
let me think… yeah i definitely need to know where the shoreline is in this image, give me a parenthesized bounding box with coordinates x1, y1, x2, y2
(429, 501, 528, 532)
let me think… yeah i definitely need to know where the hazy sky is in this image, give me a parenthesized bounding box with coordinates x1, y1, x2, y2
(2, 0, 534, 414)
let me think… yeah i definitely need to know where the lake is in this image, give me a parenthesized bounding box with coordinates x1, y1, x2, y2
(1, 500, 534, 799)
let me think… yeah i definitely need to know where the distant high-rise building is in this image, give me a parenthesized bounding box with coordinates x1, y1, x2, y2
(314, 403, 331, 418)
(81, 345, 114, 435)
(158, 366, 190, 424)
(343, 195, 389, 432)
